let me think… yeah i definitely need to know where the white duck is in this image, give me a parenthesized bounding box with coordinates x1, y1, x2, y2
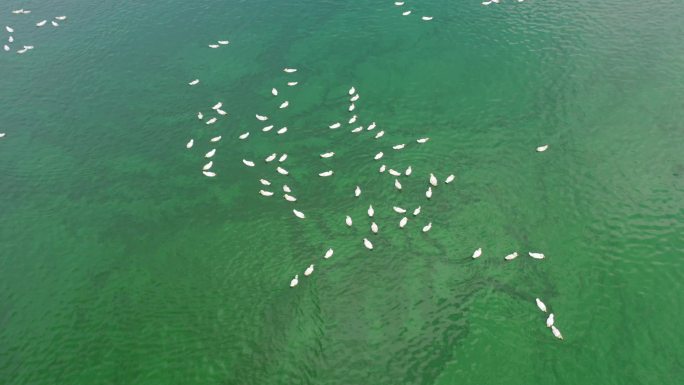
(186, 139, 194, 149)
(371, 222, 379, 234)
(429, 173, 438, 186)
(321, 152, 335, 158)
(504, 252, 518, 261)
(319, 170, 334, 177)
(368, 205, 375, 217)
(536, 145, 549, 152)
(329, 122, 341, 129)
(290, 275, 299, 287)
(426, 187, 433, 199)
(354, 186, 361, 197)
(395, 179, 402, 190)
(304, 264, 314, 276)
(472, 248, 482, 259)
(536, 298, 547, 312)
(293, 209, 306, 219)
(206, 149, 217, 158)
(399, 217, 408, 228)
(374, 152, 384, 160)
(393, 206, 406, 214)
(529, 252, 545, 259)
(363, 238, 374, 250)
(243, 159, 256, 167)
(422, 222, 432, 232)
(324, 249, 334, 259)
(445, 174, 455, 184)
(345, 215, 353, 227)
(259, 190, 274, 197)
(551, 326, 563, 340)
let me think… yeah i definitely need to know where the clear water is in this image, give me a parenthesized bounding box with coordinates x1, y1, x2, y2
(1, 1, 683, 384)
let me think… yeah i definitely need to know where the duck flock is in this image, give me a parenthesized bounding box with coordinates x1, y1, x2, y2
(185, 56, 558, 340)
(392, 2, 433, 20)
(3, 8, 67, 54)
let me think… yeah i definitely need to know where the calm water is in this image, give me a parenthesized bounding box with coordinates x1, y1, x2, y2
(1, 1, 683, 384)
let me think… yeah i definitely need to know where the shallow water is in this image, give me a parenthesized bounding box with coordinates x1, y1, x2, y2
(1, 1, 683, 384)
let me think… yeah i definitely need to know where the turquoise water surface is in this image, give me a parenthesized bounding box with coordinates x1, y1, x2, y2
(1, 1, 683, 384)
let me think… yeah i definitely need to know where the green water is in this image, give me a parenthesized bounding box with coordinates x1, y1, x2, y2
(1, 0, 683, 384)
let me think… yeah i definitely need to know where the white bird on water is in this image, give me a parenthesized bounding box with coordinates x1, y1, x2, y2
(197, 112, 203, 120)
(186, 139, 194, 149)
(389, 169, 401, 176)
(395, 1, 405, 5)
(3, 45, 9, 52)
(277, 127, 288, 135)
(242, 159, 255, 167)
(203, 161, 213, 170)
(288, 81, 298, 86)
(536, 298, 547, 312)
(55, 16, 67, 21)
(218, 40, 229, 45)
(375, 130, 385, 139)
(272, 88, 278, 96)
(350, 93, 360, 102)
(345, 215, 353, 227)
(51, 21, 59, 27)
(279, 153, 287, 162)
(304, 264, 314, 276)
(284, 194, 296, 202)
(260, 179, 271, 186)
(536, 144, 549, 152)
(472, 248, 482, 259)
(319, 170, 334, 177)
(355, 186, 361, 197)
(395, 179, 402, 190)
(239, 132, 250, 140)
(363, 238, 374, 250)
(413, 206, 421, 216)
(504, 252, 518, 261)
(329, 122, 341, 129)
(551, 325, 563, 340)
(324, 248, 334, 259)
(546, 313, 555, 328)
(349, 86, 356, 95)
(293, 209, 306, 219)
(374, 152, 384, 160)
(405, 166, 413, 176)
(256, 114, 268, 121)
(351, 126, 363, 133)
(206, 117, 217, 125)
(259, 190, 273, 197)
(290, 275, 299, 287)
(210, 136, 222, 142)
(265, 153, 277, 162)
(212, 102, 223, 110)
(529, 252, 545, 259)
(216, 109, 227, 116)
(188, 79, 200, 86)
(371, 222, 379, 234)
(426, 187, 433, 199)
(206, 149, 217, 158)
(279, 101, 289, 109)
(349, 103, 355, 112)
(277, 167, 289, 175)
(393, 206, 406, 214)
(422, 16, 434, 21)
(368, 205, 375, 217)
(417, 137, 430, 143)
(399, 217, 408, 228)
(379, 164, 387, 173)
(349, 115, 358, 124)
(262, 125, 274, 132)
(393, 144, 406, 150)
(283, 185, 292, 193)
(321, 152, 335, 158)
(402, 11, 412, 16)
(203, 171, 216, 177)
(284, 68, 297, 73)
(429, 173, 438, 186)
(422, 222, 432, 232)
(6, 26, 14, 33)
(208, 44, 219, 48)
(445, 174, 455, 184)
(367, 122, 376, 131)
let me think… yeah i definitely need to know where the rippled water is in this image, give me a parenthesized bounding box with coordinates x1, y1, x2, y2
(1, 1, 683, 384)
